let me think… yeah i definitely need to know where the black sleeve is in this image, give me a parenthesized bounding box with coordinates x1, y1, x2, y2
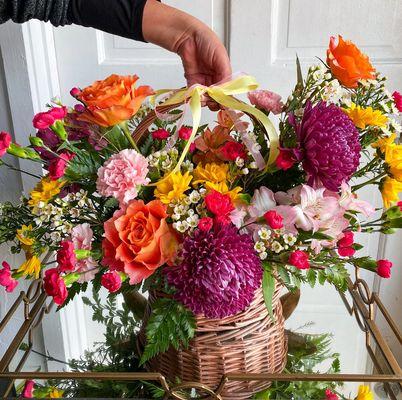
(0, 0, 71, 26)
(68, 0, 149, 42)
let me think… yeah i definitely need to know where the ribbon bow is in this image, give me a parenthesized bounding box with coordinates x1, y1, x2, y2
(153, 74, 279, 178)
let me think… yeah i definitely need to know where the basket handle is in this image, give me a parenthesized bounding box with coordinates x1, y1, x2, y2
(132, 103, 182, 144)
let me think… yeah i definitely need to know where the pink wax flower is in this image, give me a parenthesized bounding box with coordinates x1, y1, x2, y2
(43, 268, 68, 305)
(101, 271, 122, 293)
(96, 149, 150, 206)
(0, 131, 12, 157)
(377, 259, 393, 278)
(57, 241, 77, 272)
(152, 128, 170, 140)
(288, 250, 310, 270)
(71, 224, 98, 283)
(264, 210, 284, 229)
(198, 217, 213, 232)
(0, 261, 18, 293)
(219, 141, 247, 161)
(21, 379, 35, 398)
(248, 90, 284, 115)
(275, 149, 295, 171)
(48, 152, 75, 180)
(393, 91, 402, 112)
(337, 231, 356, 257)
(178, 126, 192, 140)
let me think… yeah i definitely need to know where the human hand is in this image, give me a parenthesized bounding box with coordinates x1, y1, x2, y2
(142, 0, 232, 88)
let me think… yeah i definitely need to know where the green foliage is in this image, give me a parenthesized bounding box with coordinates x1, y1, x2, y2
(255, 332, 342, 399)
(140, 297, 196, 365)
(57, 281, 88, 310)
(262, 264, 276, 321)
(103, 126, 130, 150)
(64, 148, 103, 182)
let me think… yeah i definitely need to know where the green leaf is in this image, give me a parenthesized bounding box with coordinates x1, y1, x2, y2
(140, 298, 196, 365)
(64, 149, 103, 181)
(388, 217, 402, 228)
(306, 269, 317, 288)
(262, 268, 275, 321)
(103, 126, 130, 150)
(296, 55, 304, 89)
(353, 256, 377, 270)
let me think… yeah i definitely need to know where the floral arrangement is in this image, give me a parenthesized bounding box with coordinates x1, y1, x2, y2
(1, 36, 402, 366)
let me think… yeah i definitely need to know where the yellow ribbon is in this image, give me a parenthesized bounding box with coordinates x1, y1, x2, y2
(152, 74, 279, 181)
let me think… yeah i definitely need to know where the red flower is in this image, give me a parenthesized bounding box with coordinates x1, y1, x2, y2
(337, 231, 356, 257)
(152, 128, 170, 140)
(263, 210, 284, 229)
(70, 87, 81, 97)
(0, 131, 11, 157)
(198, 217, 213, 232)
(178, 126, 192, 140)
(33, 107, 67, 130)
(21, 380, 35, 398)
(49, 106, 68, 120)
(204, 190, 234, 224)
(376, 259, 393, 278)
(325, 389, 339, 400)
(275, 149, 295, 170)
(393, 91, 402, 112)
(48, 152, 75, 180)
(397, 201, 402, 211)
(0, 261, 18, 293)
(43, 268, 68, 305)
(101, 271, 122, 293)
(288, 250, 310, 270)
(57, 241, 77, 272)
(219, 141, 247, 161)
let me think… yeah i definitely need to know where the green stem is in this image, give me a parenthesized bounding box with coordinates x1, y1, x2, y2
(0, 160, 42, 179)
(352, 173, 387, 191)
(120, 123, 139, 152)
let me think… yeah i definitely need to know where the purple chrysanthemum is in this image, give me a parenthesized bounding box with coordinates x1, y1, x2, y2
(290, 101, 361, 191)
(165, 224, 262, 319)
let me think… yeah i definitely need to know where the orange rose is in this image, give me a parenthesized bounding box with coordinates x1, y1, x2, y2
(326, 35, 375, 88)
(102, 200, 179, 284)
(77, 74, 154, 127)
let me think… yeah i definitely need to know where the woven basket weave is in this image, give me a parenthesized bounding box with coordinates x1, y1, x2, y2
(138, 282, 287, 399)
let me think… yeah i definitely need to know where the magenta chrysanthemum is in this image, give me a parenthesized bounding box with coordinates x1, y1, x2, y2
(165, 224, 262, 319)
(291, 101, 361, 191)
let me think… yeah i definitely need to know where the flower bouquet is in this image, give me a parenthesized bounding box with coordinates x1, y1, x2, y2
(1, 36, 401, 397)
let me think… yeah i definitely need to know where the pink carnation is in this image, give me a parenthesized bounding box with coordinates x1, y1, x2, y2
(96, 149, 150, 205)
(0, 131, 11, 157)
(57, 240, 76, 272)
(289, 250, 310, 270)
(248, 90, 283, 115)
(101, 271, 122, 293)
(22, 380, 35, 398)
(71, 223, 98, 283)
(393, 91, 402, 112)
(178, 126, 192, 140)
(43, 268, 68, 305)
(152, 128, 170, 140)
(0, 261, 18, 293)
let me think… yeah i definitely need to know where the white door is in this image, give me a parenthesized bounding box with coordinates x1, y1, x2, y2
(1, 0, 401, 396)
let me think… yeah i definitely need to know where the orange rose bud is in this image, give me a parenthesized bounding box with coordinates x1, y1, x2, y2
(77, 74, 154, 127)
(326, 35, 376, 88)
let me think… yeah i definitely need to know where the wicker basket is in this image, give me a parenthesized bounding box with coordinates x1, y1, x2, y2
(138, 282, 287, 399)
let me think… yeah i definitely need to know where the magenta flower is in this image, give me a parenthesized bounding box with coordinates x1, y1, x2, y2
(0, 262, 18, 293)
(290, 102, 361, 191)
(165, 224, 262, 318)
(0, 131, 11, 157)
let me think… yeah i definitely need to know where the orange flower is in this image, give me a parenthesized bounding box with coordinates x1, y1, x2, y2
(102, 200, 179, 284)
(78, 74, 154, 127)
(326, 35, 375, 88)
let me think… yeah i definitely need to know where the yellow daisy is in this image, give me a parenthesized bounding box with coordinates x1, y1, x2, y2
(385, 143, 402, 181)
(28, 176, 65, 208)
(343, 103, 388, 129)
(47, 388, 64, 398)
(380, 177, 402, 208)
(17, 255, 41, 279)
(372, 133, 397, 153)
(193, 163, 228, 186)
(356, 385, 374, 400)
(16, 224, 35, 246)
(205, 181, 242, 203)
(154, 171, 192, 204)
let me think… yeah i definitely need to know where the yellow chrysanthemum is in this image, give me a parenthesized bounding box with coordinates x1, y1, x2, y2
(381, 177, 402, 208)
(205, 181, 242, 203)
(372, 133, 397, 153)
(343, 103, 388, 129)
(28, 177, 65, 208)
(16, 224, 35, 246)
(356, 385, 374, 400)
(47, 388, 64, 398)
(193, 163, 228, 186)
(385, 144, 402, 181)
(17, 255, 41, 279)
(154, 171, 192, 204)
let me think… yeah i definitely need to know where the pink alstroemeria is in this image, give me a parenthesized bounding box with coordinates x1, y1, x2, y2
(338, 182, 375, 217)
(248, 186, 276, 219)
